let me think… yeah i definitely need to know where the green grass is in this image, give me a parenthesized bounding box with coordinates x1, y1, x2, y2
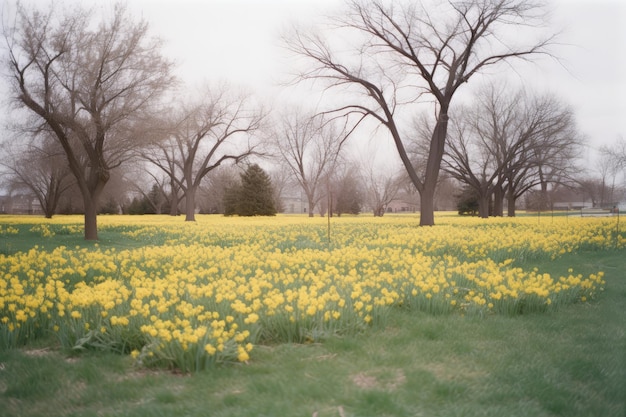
(0, 222, 150, 255)
(1, 248, 624, 416)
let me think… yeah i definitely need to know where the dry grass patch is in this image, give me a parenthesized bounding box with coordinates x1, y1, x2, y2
(421, 358, 488, 382)
(351, 368, 406, 391)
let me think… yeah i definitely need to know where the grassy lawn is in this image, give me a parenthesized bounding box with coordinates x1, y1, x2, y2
(1, 252, 624, 417)
(0, 215, 624, 416)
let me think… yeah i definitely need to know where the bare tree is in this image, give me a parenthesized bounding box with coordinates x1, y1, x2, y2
(606, 137, 626, 169)
(593, 140, 626, 207)
(598, 137, 626, 206)
(99, 167, 134, 214)
(130, 153, 184, 216)
(1, 131, 74, 218)
(3, 3, 174, 239)
(443, 86, 581, 217)
(498, 93, 581, 214)
(287, 0, 551, 225)
(141, 85, 264, 221)
(270, 108, 349, 217)
(124, 163, 172, 214)
(572, 178, 601, 208)
(443, 109, 499, 218)
(268, 167, 291, 213)
(198, 164, 240, 214)
(517, 102, 581, 213)
(361, 162, 402, 217)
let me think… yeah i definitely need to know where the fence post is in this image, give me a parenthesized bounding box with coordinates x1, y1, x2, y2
(617, 207, 620, 245)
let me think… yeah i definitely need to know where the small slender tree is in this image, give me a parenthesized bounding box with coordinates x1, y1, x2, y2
(270, 109, 349, 217)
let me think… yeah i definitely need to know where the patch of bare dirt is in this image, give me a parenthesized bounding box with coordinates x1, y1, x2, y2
(421, 359, 487, 381)
(23, 348, 52, 357)
(351, 369, 406, 391)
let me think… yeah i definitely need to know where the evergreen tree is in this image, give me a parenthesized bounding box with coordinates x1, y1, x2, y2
(224, 164, 276, 216)
(239, 164, 277, 216)
(456, 186, 479, 216)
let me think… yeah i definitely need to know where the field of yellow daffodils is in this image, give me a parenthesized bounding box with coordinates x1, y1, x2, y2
(0, 214, 619, 371)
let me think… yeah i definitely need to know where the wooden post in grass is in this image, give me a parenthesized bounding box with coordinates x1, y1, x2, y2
(327, 181, 331, 248)
(613, 206, 619, 246)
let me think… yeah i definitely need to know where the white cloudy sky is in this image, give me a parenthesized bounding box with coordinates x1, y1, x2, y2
(2, 0, 625, 169)
(128, 0, 625, 165)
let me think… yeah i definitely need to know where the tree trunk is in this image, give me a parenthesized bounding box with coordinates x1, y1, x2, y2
(418, 109, 448, 226)
(185, 187, 196, 221)
(77, 169, 107, 240)
(507, 193, 517, 217)
(478, 195, 490, 219)
(169, 180, 180, 216)
(170, 192, 179, 216)
(43, 194, 54, 219)
(83, 195, 99, 241)
(540, 181, 549, 211)
(419, 190, 435, 225)
(493, 185, 504, 217)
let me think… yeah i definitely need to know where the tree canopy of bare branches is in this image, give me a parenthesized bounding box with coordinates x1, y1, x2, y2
(3, 2, 175, 239)
(270, 108, 350, 217)
(287, 0, 552, 225)
(0, 131, 74, 218)
(593, 137, 626, 207)
(140, 85, 264, 221)
(359, 159, 402, 217)
(443, 86, 582, 217)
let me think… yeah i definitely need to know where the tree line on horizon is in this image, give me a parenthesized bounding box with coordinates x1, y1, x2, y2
(0, 1, 624, 239)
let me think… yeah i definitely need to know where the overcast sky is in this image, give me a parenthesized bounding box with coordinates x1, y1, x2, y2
(3, 0, 625, 170)
(127, 0, 625, 166)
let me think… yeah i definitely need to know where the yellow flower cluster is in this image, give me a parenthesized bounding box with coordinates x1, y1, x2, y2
(0, 214, 616, 371)
(29, 224, 55, 238)
(0, 225, 19, 235)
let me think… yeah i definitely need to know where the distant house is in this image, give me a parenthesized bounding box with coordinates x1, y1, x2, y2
(385, 197, 418, 213)
(552, 201, 593, 210)
(550, 187, 594, 210)
(281, 194, 308, 214)
(0, 194, 43, 215)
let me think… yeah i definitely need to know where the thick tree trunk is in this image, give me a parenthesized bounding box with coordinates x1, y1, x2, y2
(507, 194, 517, 217)
(169, 180, 180, 216)
(185, 188, 196, 221)
(43, 195, 54, 219)
(83, 195, 99, 241)
(418, 109, 449, 226)
(419, 190, 435, 225)
(307, 194, 315, 217)
(478, 195, 490, 219)
(493, 185, 504, 217)
(77, 170, 107, 240)
(81, 183, 106, 240)
(170, 193, 179, 216)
